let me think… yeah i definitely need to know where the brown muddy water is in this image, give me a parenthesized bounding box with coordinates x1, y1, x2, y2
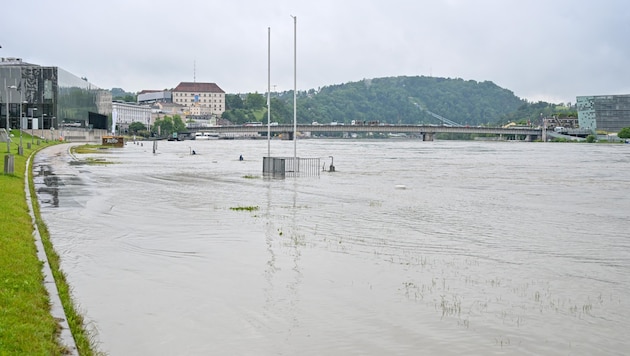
(34, 139, 630, 355)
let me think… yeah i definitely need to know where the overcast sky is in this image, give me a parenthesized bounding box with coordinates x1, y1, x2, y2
(2, 0, 628, 104)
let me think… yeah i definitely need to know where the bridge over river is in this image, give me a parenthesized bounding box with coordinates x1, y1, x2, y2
(189, 124, 544, 141)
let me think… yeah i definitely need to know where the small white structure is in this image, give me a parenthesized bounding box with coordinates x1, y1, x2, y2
(112, 101, 152, 131)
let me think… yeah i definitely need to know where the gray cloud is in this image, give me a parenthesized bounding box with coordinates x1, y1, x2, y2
(3, 0, 628, 104)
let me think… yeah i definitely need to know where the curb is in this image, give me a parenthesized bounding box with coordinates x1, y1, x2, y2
(25, 150, 79, 355)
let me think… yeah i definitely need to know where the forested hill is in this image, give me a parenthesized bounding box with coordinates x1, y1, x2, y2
(225, 76, 530, 126)
(297, 76, 525, 126)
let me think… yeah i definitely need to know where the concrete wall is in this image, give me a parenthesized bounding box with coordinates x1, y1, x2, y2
(32, 128, 109, 143)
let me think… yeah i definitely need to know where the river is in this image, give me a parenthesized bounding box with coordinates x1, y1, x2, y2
(34, 139, 630, 355)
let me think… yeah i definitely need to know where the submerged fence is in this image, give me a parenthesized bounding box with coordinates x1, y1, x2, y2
(263, 156, 321, 177)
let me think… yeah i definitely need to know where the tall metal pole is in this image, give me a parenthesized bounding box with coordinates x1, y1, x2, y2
(5, 84, 22, 148)
(291, 15, 297, 162)
(36, 115, 44, 145)
(4, 79, 8, 133)
(11, 83, 24, 150)
(4, 81, 10, 152)
(18, 85, 23, 151)
(267, 26, 271, 158)
(32, 108, 38, 142)
(8, 89, 12, 129)
(40, 81, 44, 140)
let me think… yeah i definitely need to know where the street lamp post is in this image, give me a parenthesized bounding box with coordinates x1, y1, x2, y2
(6, 85, 16, 153)
(17, 89, 23, 152)
(6, 85, 26, 154)
(19, 100, 24, 154)
(32, 108, 38, 143)
(51, 116, 56, 140)
(37, 114, 46, 144)
(4, 86, 10, 132)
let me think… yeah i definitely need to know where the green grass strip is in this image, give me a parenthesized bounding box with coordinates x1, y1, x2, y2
(0, 131, 100, 355)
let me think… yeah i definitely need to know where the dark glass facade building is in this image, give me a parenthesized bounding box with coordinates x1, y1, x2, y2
(1, 57, 111, 130)
(577, 94, 630, 133)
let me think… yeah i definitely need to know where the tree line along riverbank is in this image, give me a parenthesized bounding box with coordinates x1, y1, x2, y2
(0, 131, 98, 355)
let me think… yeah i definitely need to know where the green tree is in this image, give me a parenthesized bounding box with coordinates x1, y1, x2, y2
(269, 97, 291, 123)
(245, 93, 266, 110)
(224, 109, 248, 125)
(129, 121, 146, 134)
(152, 116, 174, 137)
(172, 115, 187, 132)
(618, 127, 630, 139)
(226, 94, 244, 110)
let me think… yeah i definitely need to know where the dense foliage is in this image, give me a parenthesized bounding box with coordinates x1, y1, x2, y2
(128, 121, 147, 134)
(111, 87, 136, 102)
(223, 76, 559, 126)
(501, 101, 576, 126)
(298, 76, 527, 126)
(223, 93, 268, 124)
(151, 115, 186, 137)
(618, 127, 630, 139)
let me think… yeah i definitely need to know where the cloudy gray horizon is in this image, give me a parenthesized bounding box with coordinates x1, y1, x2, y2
(2, 0, 628, 104)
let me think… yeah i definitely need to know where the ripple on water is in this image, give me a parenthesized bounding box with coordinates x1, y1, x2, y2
(36, 140, 630, 355)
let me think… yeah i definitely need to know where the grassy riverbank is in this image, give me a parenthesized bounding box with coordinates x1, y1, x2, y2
(0, 131, 98, 355)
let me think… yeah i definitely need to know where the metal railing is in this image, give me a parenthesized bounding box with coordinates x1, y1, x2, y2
(263, 156, 321, 178)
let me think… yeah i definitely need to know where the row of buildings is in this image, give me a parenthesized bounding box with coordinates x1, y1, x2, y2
(113, 82, 226, 133)
(2, 56, 630, 135)
(0, 57, 226, 133)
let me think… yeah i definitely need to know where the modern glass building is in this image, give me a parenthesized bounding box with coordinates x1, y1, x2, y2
(1, 57, 111, 130)
(577, 94, 630, 133)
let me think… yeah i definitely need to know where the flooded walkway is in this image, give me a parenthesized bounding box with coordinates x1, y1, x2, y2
(35, 140, 630, 355)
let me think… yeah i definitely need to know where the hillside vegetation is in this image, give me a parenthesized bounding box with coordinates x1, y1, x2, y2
(223, 76, 575, 127)
(298, 76, 524, 126)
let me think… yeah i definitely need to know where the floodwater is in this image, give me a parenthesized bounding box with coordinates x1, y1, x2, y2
(34, 139, 630, 355)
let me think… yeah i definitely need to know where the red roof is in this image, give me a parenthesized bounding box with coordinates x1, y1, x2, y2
(174, 82, 224, 93)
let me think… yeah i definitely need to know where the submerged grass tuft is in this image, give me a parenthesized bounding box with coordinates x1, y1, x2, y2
(71, 144, 111, 154)
(70, 145, 115, 165)
(84, 157, 114, 165)
(230, 206, 259, 211)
